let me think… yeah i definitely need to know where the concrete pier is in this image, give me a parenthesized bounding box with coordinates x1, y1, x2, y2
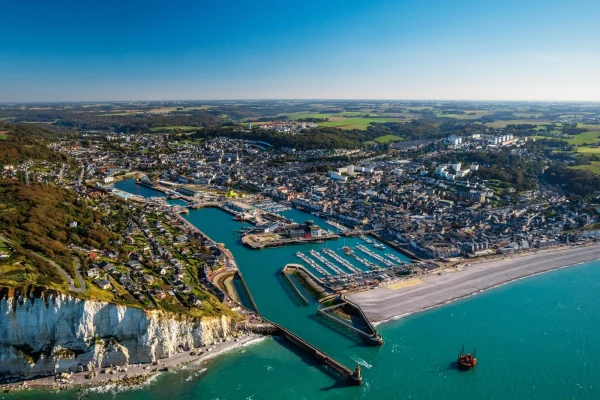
(281, 269, 309, 305)
(273, 323, 363, 385)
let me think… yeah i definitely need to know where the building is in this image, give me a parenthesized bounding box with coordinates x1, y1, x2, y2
(328, 171, 348, 182)
(177, 187, 201, 197)
(226, 201, 255, 213)
(458, 190, 486, 203)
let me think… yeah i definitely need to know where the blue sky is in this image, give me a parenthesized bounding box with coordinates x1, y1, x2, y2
(1, 0, 599, 101)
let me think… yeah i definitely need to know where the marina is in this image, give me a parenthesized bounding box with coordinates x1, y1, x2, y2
(356, 245, 396, 267)
(309, 249, 347, 275)
(296, 251, 331, 276)
(322, 248, 361, 273)
(386, 253, 406, 264)
(253, 200, 291, 213)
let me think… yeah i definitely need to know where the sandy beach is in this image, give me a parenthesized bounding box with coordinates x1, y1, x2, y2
(1, 333, 265, 393)
(349, 244, 600, 324)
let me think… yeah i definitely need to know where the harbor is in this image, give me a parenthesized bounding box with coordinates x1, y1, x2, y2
(49, 179, 598, 400)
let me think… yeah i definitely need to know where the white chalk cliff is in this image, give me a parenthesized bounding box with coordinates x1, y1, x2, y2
(0, 291, 236, 378)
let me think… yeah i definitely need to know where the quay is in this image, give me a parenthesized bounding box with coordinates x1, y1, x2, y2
(242, 234, 339, 249)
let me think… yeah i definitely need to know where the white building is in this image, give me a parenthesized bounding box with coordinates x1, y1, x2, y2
(447, 134, 463, 146)
(328, 171, 348, 182)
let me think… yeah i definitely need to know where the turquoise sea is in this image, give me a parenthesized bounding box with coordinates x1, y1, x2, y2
(7, 180, 600, 399)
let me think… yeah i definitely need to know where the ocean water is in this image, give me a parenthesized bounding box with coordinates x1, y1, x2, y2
(8, 181, 599, 399)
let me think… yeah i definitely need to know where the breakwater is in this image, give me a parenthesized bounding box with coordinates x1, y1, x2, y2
(280, 268, 309, 305)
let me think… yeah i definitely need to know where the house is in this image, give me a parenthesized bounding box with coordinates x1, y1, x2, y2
(86, 267, 100, 278)
(175, 235, 188, 243)
(127, 260, 142, 269)
(96, 279, 111, 290)
(99, 261, 114, 271)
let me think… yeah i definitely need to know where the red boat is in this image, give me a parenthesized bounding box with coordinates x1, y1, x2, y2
(457, 345, 477, 370)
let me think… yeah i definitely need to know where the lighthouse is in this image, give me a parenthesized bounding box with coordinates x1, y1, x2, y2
(349, 364, 363, 385)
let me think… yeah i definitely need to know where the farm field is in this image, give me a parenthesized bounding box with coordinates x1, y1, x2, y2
(98, 112, 136, 116)
(264, 111, 403, 130)
(148, 106, 212, 113)
(373, 134, 403, 144)
(318, 117, 398, 130)
(282, 112, 376, 119)
(485, 119, 553, 128)
(436, 110, 492, 119)
(513, 112, 543, 118)
(98, 106, 212, 116)
(577, 146, 600, 156)
(570, 161, 600, 175)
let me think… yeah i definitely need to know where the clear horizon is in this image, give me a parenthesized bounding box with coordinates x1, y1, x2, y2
(2, 0, 599, 102)
(3, 98, 600, 105)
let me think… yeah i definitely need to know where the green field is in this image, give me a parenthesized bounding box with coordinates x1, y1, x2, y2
(577, 146, 600, 156)
(148, 126, 200, 132)
(263, 112, 402, 130)
(373, 135, 404, 144)
(318, 117, 398, 130)
(513, 112, 543, 118)
(282, 112, 376, 119)
(570, 161, 600, 175)
(148, 106, 212, 113)
(98, 112, 135, 116)
(532, 124, 600, 146)
(97, 106, 213, 117)
(0, 132, 8, 141)
(485, 119, 553, 128)
(436, 110, 492, 119)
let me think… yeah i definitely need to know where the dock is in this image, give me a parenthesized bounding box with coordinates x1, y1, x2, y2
(242, 234, 340, 249)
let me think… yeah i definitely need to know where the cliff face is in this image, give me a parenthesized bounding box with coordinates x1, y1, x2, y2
(0, 291, 236, 379)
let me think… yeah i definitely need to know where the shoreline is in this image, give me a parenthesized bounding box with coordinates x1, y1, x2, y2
(349, 244, 600, 325)
(1, 333, 267, 394)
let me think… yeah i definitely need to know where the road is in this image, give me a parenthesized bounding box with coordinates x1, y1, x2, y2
(0, 235, 86, 293)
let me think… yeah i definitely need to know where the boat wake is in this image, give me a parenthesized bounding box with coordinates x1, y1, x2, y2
(351, 356, 373, 369)
(185, 368, 208, 381)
